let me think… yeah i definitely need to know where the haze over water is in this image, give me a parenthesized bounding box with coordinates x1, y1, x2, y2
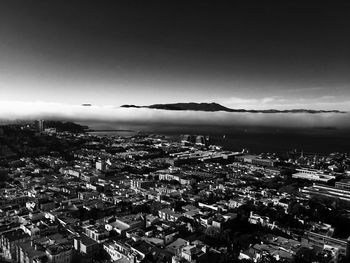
(83, 121, 350, 154)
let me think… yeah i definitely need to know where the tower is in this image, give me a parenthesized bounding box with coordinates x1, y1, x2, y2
(35, 120, 44, 132)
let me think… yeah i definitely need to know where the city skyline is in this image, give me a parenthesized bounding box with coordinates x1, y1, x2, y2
(1, 1, 350, 112)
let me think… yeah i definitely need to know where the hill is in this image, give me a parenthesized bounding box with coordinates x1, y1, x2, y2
(121, 102, 345, 114)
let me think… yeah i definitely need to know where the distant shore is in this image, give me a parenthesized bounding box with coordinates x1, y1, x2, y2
(87, 129, 135, 132)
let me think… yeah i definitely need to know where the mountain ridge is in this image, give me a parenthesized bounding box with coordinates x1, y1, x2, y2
(120, 102, 346, 114)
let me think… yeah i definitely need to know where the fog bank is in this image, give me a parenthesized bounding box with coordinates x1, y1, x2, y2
(1, 101, 349, 129)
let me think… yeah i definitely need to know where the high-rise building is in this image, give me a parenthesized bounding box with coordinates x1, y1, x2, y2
(96, 159, 106, 171)
(35, 120, 45, 132)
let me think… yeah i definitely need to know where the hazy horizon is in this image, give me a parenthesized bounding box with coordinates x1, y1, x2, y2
(1, 101, 350, 130)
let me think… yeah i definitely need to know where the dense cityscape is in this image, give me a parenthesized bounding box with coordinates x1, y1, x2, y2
(0, 121, 350, 263)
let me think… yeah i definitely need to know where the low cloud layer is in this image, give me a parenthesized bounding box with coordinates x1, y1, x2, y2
(1, 100, 350, 129)
(219, 96, 350, 111)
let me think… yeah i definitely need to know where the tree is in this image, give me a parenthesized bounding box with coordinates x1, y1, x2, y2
(294, 247, 317, 263)
(257, 254, 279, 263)
(205, 226, 220, 239)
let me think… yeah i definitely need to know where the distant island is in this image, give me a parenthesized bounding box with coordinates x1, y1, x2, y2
(121, 102, 345, 114)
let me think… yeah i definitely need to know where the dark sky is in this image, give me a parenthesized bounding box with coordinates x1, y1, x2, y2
(1, 1, 350, 110)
